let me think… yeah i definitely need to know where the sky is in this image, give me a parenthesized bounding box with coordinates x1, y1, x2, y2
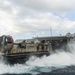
(0, 0, 75, 40)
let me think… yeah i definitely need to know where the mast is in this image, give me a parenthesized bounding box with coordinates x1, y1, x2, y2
(50, 26, 52, 36)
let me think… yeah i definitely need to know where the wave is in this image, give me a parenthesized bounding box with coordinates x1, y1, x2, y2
(0, 43, 75, 74)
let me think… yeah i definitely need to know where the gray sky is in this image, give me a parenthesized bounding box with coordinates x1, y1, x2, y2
(0, 0, 75, 39)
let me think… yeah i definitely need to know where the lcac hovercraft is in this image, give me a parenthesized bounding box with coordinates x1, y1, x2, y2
(0, 33, 74, 64)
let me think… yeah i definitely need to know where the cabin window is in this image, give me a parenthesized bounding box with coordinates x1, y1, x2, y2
(6, 37, 12, 43)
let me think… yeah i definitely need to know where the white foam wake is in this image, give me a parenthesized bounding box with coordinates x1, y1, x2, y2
(0, 44, 75, 74)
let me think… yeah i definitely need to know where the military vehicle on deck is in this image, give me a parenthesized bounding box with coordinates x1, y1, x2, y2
(0, 33, 75, 64)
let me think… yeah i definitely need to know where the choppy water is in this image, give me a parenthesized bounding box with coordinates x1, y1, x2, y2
(1, 44, 75, 75)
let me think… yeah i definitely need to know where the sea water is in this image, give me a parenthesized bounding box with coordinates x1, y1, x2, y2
(0, 44, 75, 75)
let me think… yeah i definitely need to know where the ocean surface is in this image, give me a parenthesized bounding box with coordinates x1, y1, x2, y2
(0, 44, 75, 75)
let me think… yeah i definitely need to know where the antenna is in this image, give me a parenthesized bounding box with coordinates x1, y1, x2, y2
(50, 26, 52, 36)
